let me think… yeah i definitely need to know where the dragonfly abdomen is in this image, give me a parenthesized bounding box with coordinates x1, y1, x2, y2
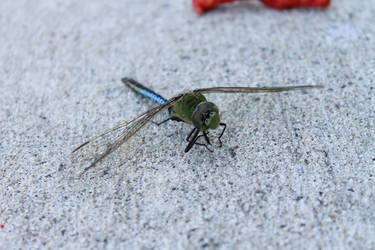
(122, 77, 167, 105)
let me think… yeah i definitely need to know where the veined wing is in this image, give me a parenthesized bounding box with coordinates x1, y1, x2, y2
(193, 85, 322, 94)
(72, 94, 184, 171)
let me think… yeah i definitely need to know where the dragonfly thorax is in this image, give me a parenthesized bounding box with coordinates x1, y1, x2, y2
(191, 102, 220, 131)
(169, 92, 220, 131)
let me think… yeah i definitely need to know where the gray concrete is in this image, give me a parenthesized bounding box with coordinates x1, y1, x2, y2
(1, 0, 374, 249)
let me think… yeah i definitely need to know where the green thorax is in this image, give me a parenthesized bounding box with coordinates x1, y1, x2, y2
(169, 92, 207, 123)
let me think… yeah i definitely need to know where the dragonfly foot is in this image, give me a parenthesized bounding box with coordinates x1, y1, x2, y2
(195, 134, 214, 152)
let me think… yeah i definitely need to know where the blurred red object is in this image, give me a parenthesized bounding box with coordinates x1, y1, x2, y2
(192, 0, 236, 15)
(193, 0, 330, 15)
(261, 0, 330, 9)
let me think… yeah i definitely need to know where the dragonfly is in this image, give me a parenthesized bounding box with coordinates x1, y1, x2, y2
(73, 77, 321, 170)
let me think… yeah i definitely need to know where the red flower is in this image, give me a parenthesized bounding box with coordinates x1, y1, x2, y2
(192, 0, 330, 15)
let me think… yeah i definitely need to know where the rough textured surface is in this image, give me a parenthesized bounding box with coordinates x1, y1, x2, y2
(1, 0, 374, 249)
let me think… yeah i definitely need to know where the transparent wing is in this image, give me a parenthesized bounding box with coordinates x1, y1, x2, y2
(193, 85, 322, 94)
(72, 94, 184, 171)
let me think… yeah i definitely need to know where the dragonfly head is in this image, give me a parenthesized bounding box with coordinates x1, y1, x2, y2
(192, 102, 220, 131)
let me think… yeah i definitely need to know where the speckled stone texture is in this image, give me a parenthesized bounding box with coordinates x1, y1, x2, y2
(1, 0, 374, 249)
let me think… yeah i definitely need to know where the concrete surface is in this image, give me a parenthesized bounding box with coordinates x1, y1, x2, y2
(1, 0, 374, 249)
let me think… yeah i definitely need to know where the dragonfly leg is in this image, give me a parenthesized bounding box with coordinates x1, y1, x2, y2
(185, 129, 200, 152)
(217, 123, 227, 147)
(152, 117, 173, 126)
(153, 116, 183, 126)
(203, 131, 211, 145)
(187, 129, 210, 143)
(186, 128, 197, 142)
(185, 129, 213, 152)
(195, 133, 214, 152)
